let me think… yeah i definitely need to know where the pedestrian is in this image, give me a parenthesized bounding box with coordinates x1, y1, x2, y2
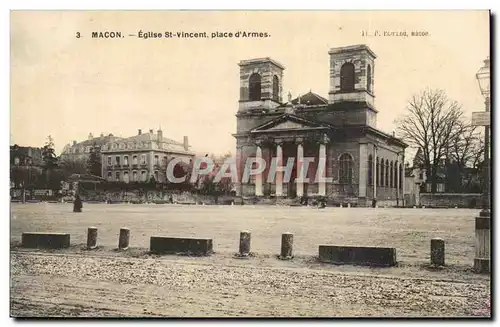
(73, 193, 83, 212)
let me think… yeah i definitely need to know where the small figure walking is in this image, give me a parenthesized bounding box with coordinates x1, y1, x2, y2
(73, 193, 83, 213)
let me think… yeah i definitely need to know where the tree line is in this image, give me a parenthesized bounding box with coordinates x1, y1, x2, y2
(396, 88, 485, 193)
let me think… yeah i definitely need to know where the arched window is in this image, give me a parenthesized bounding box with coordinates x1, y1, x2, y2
(385, 159, 389, 187)
(380, 159, 385, 187)
(340, 63, 355, 92)
(368, 154, 373, 186)
(249, 73, 262, 101)
(399, 164, 403, 189)
(339, 153, 353, 184)
(367, 64, 372, 93)
(272, 75, 280, 102)
(389, 161, 394, 188)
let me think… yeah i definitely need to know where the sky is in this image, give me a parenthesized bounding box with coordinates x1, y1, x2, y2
(10, 10, 490, 159)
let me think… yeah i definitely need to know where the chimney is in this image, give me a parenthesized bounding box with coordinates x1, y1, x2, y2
(100, 132, 104, 137)
(73, 140, 77, 146)
(138, 129, 142, 135)
(149, 129, 154, 134)
(183, 136, 189, 151)
(157, 129, 163, 142)
(88, 133, 93, 140)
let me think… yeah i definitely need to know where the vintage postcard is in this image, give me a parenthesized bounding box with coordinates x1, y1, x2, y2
(10, 10, 491, 318)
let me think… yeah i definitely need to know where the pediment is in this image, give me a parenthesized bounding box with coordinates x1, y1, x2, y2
(251, 113, 330, 133)
(267, 120, 311, 130)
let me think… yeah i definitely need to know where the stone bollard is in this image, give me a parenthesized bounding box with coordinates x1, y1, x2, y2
(430, 238, 445, 266)
(118, 227, 130, 250)
(280, 232, 294, 260)
(87, 227, 98, 249)
(239, 231, 251, 257)
(474, 215, 490, 273)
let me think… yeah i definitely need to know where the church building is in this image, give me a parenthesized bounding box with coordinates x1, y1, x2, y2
(233, 44, 408, 207)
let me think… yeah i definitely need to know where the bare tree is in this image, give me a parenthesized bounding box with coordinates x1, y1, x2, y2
(448, 121, 484, 190)
(396, 89, 465, 193)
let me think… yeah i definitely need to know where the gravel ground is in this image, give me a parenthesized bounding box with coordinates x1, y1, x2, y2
(10, 203, 479, 265)
(10, 249, 491, 318)
(10, 203, 490, 318)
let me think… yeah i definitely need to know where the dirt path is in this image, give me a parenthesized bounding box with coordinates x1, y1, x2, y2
(10, 251, 490, 317)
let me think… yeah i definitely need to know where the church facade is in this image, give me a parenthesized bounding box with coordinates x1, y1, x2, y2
(233, 44, 408, 207)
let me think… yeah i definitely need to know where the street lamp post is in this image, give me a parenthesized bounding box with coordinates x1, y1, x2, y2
(473, 56, 490, 273)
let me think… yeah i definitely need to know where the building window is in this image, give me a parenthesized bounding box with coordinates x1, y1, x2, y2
(339, 153, 353, 184)
(163, 156, 168, 166)
(141, 155, 146, 165)
(367, 64, 372, 93)
(340, 63, 355, 92)
(115, 156, 120, 165)
(123, 171, 129, 183)
(380, 159, 385, 187)
(14, 157, 19, 165)
(154, 171, 159, 181)
(107, 171, 112, 180)
(124, 156, 128, 166)
(385, 160, 389, 187)
(368, 154, 373, 186)
(272, 75, 280, 102)
(389, 161, 394, 188)
(249, 73, 262, 101)
(115, 172, 120, 181)
(133, 155, 138, 165)
(132, 171, 137, 182)
(141, 171, 147, 182)
(154, 155, 159, 166)
(437, 183, 445, 193)
(107, 156, 112, 166)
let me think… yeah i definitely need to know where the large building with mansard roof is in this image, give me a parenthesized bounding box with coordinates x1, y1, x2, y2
(101, 128, 195, 183)
(233, 44, 408, 206)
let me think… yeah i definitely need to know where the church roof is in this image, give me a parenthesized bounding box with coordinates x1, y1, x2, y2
(291, 91, 328, 106)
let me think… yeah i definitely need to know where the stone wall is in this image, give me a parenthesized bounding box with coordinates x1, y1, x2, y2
(79, 189, 234, 205)
(419, 193, 482, 208)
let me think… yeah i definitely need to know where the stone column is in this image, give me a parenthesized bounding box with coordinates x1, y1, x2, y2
(373, 146, 377, 199)
(296, 142, 304, 197)
(276, 142, 283, 196)
(255, 145, 263, 196)
(402, 154, 406, 206)
(87, 227, 98, 250)
(396, 156, 400, 207)
(235, 146, 243, 196)
(118, 227, 130, 250)
(358, 143, 368, 198)
(431, 238, 445, 266)
(239, 231, 251, 257)
(318, 142, 327, 196)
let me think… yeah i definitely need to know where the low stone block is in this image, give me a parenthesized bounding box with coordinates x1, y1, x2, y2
(22, 232, 70, 249)
(318, 245, 397, 267)
(150, 237, 213, 256)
